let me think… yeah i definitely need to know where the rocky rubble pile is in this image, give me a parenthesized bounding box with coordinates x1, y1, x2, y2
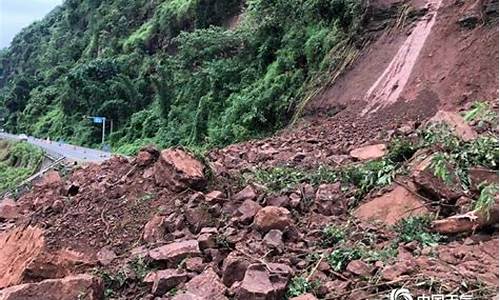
(0, 109, 498, 300)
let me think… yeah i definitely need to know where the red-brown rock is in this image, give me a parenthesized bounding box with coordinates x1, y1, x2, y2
(0, 274, 103, 300)
(181, 267, 227, 300)
(254, 206, 293, 232)
(346, 260, 373, 277)
(234, 186, 258, 202)
(154, 149, 206, 191)
(97, 247, 116, 266)
(222, 252, 250, 287)
(429, 111, 477, 141)
(185, 257, 205, 273)
(289, 293, 318, 300)
(349, 144, 387, 161)
(236, 200, 262, 224)
(143, 214, 166, 243)
(236, 264, 288, 300)
(205, 191, 224, 205)
(355, 185, 429, 226)
(144, 269, 188, 296)
(149, 240, 201, 264)
(136, 145, 160, 167)
(0, 199, 19, 220)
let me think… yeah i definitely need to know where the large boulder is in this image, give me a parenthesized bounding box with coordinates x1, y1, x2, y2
(0, 274, 103, 300)
(355, 185, 429, 226)
(254, 206, 293, 232)
(149, 240, 201, 265)
(411, 153, 462, 202)
(154, 149, 206, 191)
(428, 110, 477, 141)
(349, 144, 387, 161)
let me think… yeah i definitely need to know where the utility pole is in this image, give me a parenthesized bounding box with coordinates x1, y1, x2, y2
(101, 117, 106, 145)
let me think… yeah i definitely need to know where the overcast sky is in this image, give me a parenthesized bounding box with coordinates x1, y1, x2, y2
(1, 0, 63, 48)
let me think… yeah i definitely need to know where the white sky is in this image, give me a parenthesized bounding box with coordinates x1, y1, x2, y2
(0, 0, 63, 48)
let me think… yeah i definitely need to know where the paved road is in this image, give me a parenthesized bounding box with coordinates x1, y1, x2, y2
(0, 132, 112, 163)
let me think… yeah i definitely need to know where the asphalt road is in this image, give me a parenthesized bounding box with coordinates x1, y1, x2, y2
(0, 132, 112, 163)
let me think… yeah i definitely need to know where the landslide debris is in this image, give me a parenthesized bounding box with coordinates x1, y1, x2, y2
(0, 102, 498, 300)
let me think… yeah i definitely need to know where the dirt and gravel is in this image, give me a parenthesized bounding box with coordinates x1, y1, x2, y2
(0, 0, 498, 299)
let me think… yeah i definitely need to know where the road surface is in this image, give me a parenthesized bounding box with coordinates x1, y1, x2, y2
(0, 132, 112, 163)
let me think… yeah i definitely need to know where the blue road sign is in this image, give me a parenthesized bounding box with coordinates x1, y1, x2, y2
(93, 117, 104, 124)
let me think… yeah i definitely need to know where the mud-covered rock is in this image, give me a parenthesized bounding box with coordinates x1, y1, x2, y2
(97, 247, 116, 266)
(154, 149, 206, 191)
(315, 183, 343, 216)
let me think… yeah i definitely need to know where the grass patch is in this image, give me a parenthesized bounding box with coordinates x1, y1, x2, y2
(394, 216, 442, 247)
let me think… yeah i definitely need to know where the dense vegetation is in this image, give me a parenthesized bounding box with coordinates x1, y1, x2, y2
(0, 0, 363, 154)
(0, 140, 44, 192)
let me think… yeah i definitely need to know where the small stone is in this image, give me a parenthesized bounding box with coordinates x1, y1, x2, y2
(234, 186, 258, 202)
(236, 200, 262, 224)
(97, 247, 117, 266)
(0, 199, 19, 220)
(205, 191, 224, 205)
(346, 260, 372, 277)
(198, 233, 217, 250)
(263, 229, 284, 252)
(222, 252, 250, 287)
(185, 257, 205, 273)
(144, 269, 188, 296)
(143, 215, 166, 243)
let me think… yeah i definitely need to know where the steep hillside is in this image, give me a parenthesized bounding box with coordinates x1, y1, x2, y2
(0, 0, 362, 153)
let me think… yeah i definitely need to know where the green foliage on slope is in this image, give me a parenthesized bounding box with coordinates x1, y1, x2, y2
(0, 0, 364, 153)
(0, 140, 44, 192)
